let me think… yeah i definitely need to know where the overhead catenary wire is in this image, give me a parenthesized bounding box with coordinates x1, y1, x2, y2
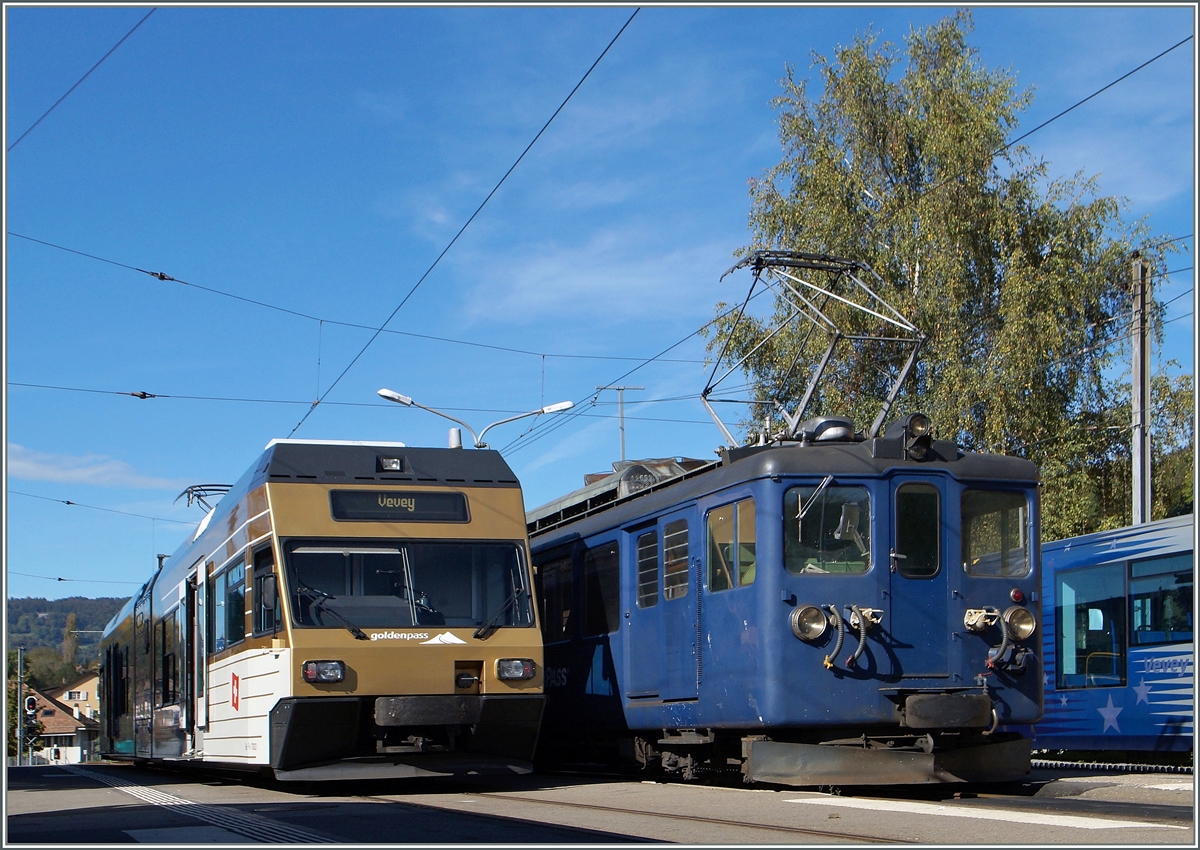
(7, 8, 157, 152)
(6, 381, 716, 424)
(8, 489, 197, 525)
(286, 7, 642, 438)
(7, 232, 707, 365)
(8, 571, 142, 583)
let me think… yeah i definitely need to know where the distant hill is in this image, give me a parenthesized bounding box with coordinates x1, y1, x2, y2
(7, 596, 128, 661)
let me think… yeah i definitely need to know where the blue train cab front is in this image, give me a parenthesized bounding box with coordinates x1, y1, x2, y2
(529, 412, 1044, 785)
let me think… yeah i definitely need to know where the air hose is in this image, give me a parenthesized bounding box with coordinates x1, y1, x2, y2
(823, 603, 844, 670)
(987, 611, 1011, 669)
(847, 604, 868, 668)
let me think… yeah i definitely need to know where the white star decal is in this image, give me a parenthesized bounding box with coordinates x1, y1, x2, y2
(1097, 694, 1123, 733)
(1133, 678, 1153, 704)
(1059, 693, 1069, 707)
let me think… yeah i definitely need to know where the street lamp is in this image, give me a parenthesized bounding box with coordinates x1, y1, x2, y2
(377, 389, 574, 449)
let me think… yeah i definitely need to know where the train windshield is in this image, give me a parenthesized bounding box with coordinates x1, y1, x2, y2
(961, 489, 1031, 577)
(282, 538, 533, 630)
(784, 485, 871, 574)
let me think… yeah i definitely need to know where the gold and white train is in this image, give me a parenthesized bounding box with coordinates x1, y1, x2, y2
(98, 439, 544, 781)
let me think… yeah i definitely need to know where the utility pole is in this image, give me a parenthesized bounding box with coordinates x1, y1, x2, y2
(596, 385, 644, 462)
(1131, 253, 1153, 525)
(16, 646, 24, 766)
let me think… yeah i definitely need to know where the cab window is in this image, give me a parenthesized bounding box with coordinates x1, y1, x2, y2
(962, 489, 1029, 576)
(707, 498, 756, 591)
(895, 483, 939, 577)
(784, 485, 870, 574)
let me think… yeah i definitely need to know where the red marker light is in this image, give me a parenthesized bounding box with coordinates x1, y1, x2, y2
(1010, 588, 1025, 604)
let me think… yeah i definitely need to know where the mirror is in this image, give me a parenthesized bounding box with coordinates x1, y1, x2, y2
(834, 503, 868, 555)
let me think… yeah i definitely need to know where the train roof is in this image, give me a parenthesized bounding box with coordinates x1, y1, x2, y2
(528, 434, 1039, 539)
(253, 440, 520, 488)
(1041, 513, 1193, 566)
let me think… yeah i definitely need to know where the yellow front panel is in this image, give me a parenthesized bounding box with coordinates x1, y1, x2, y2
(263, 481, 541, 698)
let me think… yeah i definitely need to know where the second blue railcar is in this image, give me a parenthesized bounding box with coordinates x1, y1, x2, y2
(1031, 514, 1193, 756)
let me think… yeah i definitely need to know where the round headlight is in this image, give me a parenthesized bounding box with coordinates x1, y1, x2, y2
(907, 413, 932, 438)
(1004, 605, 1036, 641)
(790, 605, 829, 641)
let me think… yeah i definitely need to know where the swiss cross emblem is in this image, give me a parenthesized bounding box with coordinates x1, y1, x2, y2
(231, 673, 240, 711)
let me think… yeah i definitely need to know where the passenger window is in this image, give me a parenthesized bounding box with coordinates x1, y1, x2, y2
(707, 497, 756, 591)
(1130, 553, 1193, 646)
(583, 542, 620, 636)
(636, 532, 659, 608)
(895, 483, 939, 577)
(210, 555, 246, 654)
(784, 485, 871, 574)
(663, 519, 689, 601)
(539, 556, 574, 642)
(1057, 563, 1127, 688)
(962, 490, 1029, 576)
(253, 546, 281, 635)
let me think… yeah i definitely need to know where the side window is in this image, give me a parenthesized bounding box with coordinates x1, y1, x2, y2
(210, 555, 247, 654)
(253, 546, 281, 636)
(1057, 563, 1127, 689)
(663, 519, 689, 601)
(636, 531, 659, 608)
(583, 541, 620, 636)
(226, 559, 246, 646)
(210, 571, 226, 653)
(1130, 553, 1193, 646)
(707, 497, 756, 592)
(962, 489, 1029, 576)
(784, 485, 871, 574)
(895, 483, 939, 577)
(159, 609, 178, 706)
(539, 556, 574, 643)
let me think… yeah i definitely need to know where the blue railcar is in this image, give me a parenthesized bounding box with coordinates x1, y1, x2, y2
(1031, 514, 1193, 755)
(527, 413, 1044, 786)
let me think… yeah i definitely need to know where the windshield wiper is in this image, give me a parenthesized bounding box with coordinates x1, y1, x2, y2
(473, 586, 526, 641)
(297, 585, 370, 640)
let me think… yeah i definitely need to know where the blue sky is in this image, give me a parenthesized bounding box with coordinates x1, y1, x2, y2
(5, 4, 1195, 601)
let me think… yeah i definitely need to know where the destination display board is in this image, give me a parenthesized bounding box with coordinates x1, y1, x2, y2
(330, 490, 469, 522)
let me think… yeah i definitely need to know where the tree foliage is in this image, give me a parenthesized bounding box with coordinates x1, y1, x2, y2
(711, 10, 1189, 540)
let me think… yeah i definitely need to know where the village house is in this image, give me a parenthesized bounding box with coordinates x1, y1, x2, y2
(46, 671, 100, 722)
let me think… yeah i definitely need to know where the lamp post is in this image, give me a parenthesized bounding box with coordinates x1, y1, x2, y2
(377, 389, 573, 449)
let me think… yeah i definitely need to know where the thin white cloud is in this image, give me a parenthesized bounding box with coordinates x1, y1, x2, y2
(7, 444, 182, 490)
(460, 228, 738, 327)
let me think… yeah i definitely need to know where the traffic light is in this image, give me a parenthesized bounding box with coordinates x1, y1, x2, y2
(24, 695, 37, 715)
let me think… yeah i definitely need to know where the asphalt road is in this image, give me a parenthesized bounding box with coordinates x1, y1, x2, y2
(5, 762, 1194, 844)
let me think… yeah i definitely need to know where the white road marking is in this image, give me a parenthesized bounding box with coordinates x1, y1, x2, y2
(61, 765, 338, 843)
(786, 796, 1189, 830)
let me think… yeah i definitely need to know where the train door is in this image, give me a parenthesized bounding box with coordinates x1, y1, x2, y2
(133, 593, 153, 757)
(888, 477, 949, 677)
(659, 512, 699, 701)
(190, 566, 208, 733)
(625, 523, 661, 697)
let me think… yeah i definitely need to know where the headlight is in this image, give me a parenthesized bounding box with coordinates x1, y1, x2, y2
(496, 658, 536, 680)
(790, 605, 829, 641)
(302, 660, 345, 683)
(907, 412, 932, 438)
(1004, 606, 1037, 641)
